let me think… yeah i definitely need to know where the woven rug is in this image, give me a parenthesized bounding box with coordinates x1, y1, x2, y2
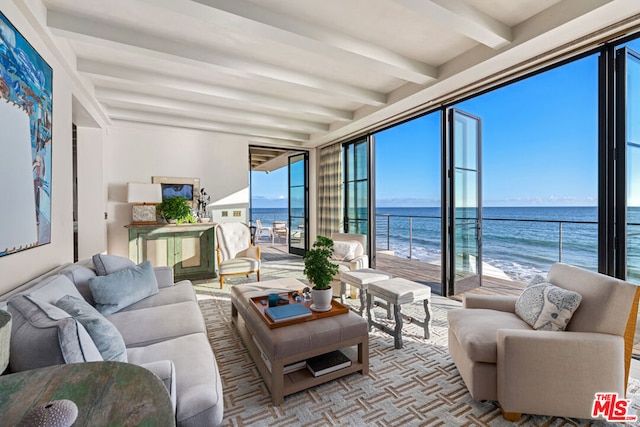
(193, 260, 640, 427)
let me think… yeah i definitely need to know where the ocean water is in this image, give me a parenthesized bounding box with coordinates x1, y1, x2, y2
(251, 206, 640, 283)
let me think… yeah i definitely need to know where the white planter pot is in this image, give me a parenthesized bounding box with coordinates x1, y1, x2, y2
(310, 287, 333, 311)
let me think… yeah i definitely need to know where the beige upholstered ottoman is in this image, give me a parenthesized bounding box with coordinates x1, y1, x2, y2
(340, 268, 392, 315)
(230, 278, 369, 404)
(366, 277, 431, 349)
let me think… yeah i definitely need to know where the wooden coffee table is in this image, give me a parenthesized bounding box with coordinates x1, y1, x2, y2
(231, 278, 369, 405)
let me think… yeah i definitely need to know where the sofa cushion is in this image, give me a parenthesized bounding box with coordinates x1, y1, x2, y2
(126, 333, 223, 427)
(515, 281, 582, 331)
(7, 295, 102, 372)
(92, 253, 136, 276)
(117, 281, 196, 312)
(447, 308, 531, 363)
(332, 241, 357, 261)
(26, 275, 85, 306)
(139, 360, 177, 414)
(89, 260, 159, 315)
(107, 301, 206, 347)
(59, 264, 98, 305)
(55, 295, 127, 362)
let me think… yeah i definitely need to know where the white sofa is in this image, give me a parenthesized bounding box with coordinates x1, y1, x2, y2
(1, 256, 223, 427)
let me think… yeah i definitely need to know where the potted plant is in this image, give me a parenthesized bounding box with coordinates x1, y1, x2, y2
(303, 235, 339, 311)
(157, 196, 196, 224)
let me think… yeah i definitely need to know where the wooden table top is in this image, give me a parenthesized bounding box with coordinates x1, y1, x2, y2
(0, 361, 175, 426)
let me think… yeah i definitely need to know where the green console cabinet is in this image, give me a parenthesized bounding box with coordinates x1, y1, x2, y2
(126, 223, 217, 281)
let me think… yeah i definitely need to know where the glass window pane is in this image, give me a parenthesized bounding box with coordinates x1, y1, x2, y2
(454, 114, 478, 171)
(289, 155, 305, 187)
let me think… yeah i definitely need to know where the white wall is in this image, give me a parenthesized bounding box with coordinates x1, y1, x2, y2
(76, 127, 107, 259)
(0, 2, 75, 293)
(104, 122, 249, 257)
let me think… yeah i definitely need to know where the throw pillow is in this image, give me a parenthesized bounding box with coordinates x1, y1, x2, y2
(7, 295, 102, 372)
(59, 264, 98, 305)
(27, 274, 85, 305)
(515, 280, 582, 331)
(332, 241, 357, 262)
(88, 260, 159, 315)
(56, 295, 127, 362)
(92, 254, 136, 276)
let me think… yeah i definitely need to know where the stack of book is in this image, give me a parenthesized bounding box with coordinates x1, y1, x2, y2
(306, 350, 352, 377)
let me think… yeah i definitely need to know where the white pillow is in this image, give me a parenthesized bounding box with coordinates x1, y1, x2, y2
(332, 241, 358, 261)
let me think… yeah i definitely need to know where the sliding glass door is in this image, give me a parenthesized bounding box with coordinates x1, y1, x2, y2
(288, 152, 308, 256)
(343, 137, 374, 261)
(444, 109, 482, 296)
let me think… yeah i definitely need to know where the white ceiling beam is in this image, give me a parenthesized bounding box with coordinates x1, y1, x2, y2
(47, 11, 387, 106)
(144, 0, 436, 84)
(77, 59, 352, 122)
(107, 107, 310, 142)
(95, 88, 329, 132)
(392, 0, 512, 49)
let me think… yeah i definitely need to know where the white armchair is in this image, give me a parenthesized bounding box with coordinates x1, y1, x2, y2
(330, 233, 369, 296)
(216, 222, 261, 288)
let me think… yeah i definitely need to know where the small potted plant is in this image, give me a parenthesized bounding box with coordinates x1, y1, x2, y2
(157, 196, 196, 224)
(303, 236, 339, 311)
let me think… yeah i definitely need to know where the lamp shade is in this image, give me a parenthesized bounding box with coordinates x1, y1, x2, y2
(127, 183, 162, 204)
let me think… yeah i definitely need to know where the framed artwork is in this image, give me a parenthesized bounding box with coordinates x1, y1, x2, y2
(0, 12, 53, 257)
(152, 176, 200, 209)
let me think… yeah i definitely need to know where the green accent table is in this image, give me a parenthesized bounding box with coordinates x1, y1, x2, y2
(126, 223, 217, 281)
(0, 361, 175, 426)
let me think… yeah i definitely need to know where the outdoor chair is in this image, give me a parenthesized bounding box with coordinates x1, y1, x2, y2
(273, 221, 289, 244)
(216, 222, 261, 288)
(255, 219, 273, 243)
(447, 263, 640, 421)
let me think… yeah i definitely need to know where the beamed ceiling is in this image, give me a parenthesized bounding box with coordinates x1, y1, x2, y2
(22, 0, 640, 150)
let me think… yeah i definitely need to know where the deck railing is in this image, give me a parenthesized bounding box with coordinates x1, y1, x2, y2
(376, 213, 640, 264)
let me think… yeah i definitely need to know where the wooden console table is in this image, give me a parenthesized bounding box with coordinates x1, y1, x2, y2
(127, 223, 217, 281)
(0, 361, 175, 426)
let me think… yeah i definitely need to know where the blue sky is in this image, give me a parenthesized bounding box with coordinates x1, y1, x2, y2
(253, 40, 640, 209)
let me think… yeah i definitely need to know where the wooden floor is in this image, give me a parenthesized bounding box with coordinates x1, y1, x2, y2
(257, 242, 640, 355)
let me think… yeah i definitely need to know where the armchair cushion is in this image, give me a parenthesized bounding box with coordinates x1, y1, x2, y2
(515, 281, 582, 331)
(219, 258, 261, 275)
(448, 308, 531, 363)
(332, 241, 357, 261)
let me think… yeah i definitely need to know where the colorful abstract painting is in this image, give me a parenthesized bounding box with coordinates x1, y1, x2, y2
(0, 12, 53, 257)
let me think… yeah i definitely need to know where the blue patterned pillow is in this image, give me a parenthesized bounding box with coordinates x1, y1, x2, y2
(515, 280, 582, 331)
(88, 260, 159, 315)
(56, 295, 127, 362)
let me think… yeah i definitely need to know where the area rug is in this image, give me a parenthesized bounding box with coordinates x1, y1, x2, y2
(193, 280, 640, 427)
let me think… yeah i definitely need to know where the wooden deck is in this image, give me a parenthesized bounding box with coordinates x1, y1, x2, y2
(257, 242, 640, 356)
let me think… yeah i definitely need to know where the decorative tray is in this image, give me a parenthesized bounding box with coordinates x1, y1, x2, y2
(250, 292, 349, 329)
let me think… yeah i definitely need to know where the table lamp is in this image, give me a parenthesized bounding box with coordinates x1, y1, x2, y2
(127, 183, 162, 224)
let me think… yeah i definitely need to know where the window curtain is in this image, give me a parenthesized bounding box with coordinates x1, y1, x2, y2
(318, 143, 343, 237)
